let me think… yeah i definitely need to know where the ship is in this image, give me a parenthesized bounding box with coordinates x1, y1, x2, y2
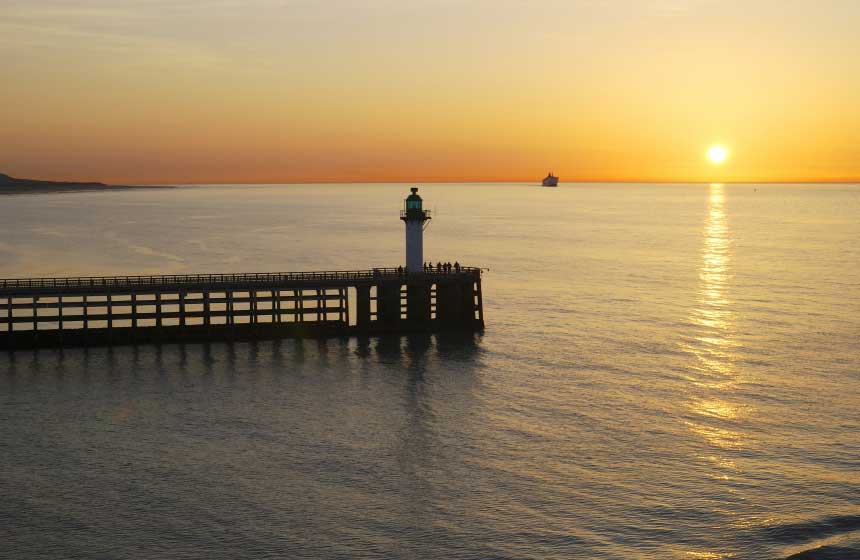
(541, 172, 559, 187)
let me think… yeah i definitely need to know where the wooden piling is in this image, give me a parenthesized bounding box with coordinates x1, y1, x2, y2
(179, 291, 186, 327)
(156, 292, 162, 329)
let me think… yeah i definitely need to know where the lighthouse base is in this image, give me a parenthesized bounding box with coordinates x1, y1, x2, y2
(361, 269, 483, 333)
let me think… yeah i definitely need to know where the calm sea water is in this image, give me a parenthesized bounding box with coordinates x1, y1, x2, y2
(1, 183, 858, 559)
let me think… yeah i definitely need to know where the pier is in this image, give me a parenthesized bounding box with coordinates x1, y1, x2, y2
(1, 188, 485, 350)
(0, 267, 484, 349)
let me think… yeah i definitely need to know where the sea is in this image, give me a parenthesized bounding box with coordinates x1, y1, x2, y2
(1, 182, 858, 559)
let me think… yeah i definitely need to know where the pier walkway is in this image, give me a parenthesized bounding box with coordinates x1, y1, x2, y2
(0, 267, 484, 349)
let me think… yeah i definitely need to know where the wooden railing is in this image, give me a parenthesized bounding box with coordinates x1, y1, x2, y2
(0, 267, 481, 290)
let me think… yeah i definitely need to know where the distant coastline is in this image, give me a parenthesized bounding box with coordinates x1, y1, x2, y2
(0, 173, 173, 195)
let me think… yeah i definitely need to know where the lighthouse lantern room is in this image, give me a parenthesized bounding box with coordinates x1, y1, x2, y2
(400, 187, 431, 273)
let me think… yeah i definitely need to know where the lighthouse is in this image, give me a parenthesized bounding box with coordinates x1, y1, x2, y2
(400, 187, 431, 274)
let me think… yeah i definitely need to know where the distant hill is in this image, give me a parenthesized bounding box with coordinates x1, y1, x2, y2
(0, 172, 106, 187)
(0, 173, 170, 194)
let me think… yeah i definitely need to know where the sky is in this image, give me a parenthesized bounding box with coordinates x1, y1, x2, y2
(2, 0, 859, 184)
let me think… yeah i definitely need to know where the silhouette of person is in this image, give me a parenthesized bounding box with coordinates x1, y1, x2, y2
(436, 262, 442, 273)
(454, 261, 460, 273)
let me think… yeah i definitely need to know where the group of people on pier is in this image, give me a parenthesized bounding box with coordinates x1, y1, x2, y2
(394, 262, 461, 275)
(425, 261, 460, 273)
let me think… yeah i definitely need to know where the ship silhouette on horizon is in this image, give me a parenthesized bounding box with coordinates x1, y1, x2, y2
(542, 172, 559, 187)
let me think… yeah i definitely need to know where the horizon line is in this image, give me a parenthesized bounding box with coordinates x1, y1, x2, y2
(147, 179, 860, 186)
(5, 171, 859, 186)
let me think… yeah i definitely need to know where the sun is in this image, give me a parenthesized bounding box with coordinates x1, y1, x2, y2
(706, 144, 729, 164)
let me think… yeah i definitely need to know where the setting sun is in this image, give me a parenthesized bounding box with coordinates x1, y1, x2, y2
(706, 145, 729, 165)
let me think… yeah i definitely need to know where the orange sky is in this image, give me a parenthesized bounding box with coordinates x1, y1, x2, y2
(2, 0, 858, 184)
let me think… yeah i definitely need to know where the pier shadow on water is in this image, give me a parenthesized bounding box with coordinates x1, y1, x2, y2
(0, 332, 483, 381)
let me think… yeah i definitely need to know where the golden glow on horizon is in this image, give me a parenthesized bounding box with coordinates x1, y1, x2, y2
(1, 1, 859, 184)
(706, 145, 729, 165)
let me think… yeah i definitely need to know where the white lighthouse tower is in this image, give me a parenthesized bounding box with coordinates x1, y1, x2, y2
(400, 187, 431, 274)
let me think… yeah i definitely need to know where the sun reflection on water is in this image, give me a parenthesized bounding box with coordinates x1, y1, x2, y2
(684, 551, 732, 559)
(681, 184, 749, 452)
(679, 183, 749, 559)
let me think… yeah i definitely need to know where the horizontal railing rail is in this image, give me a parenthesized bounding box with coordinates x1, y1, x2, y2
(0, 267, 481, 290)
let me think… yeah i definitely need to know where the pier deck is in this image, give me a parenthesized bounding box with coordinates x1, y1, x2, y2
(0, 268, 484, 350)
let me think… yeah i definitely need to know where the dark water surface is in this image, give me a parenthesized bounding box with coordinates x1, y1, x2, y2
(1, 183, 859, 559)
